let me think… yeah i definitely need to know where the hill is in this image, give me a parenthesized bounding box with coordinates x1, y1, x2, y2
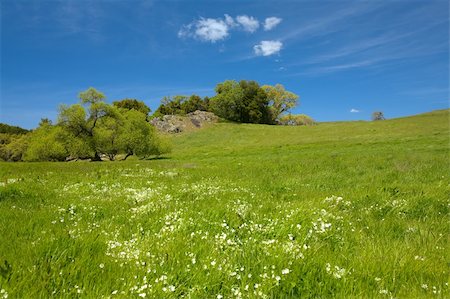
(170, 109, 449, 160)
(0, 123, 29, 134)
(0, 109, 448, 298)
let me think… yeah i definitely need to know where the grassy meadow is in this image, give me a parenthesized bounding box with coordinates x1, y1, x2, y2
(0, 109, 449, 298)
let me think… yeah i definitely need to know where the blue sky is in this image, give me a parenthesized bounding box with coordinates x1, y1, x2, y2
(1, 0, 448, 129)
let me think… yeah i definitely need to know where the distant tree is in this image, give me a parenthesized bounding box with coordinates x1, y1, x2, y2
(93, 106, 124, 161)
(278, 114, 315, 126)
(39, 118, 53, 127)
(210, 80, 271, 124)
(0, 123, 29, 135)
(0, 133, 30, 161)
(113, 99, 151, 118)
(262, 84, 299, 122)
(372, 111, 385, 121)
(154, 95, 188, 116)
(23, 122, 67, 162)
(116, 109, 168, 160)
(181, 95, 209, 114)
(58, 87, 116, 160)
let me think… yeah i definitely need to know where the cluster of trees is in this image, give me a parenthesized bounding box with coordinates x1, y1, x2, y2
(154, 95, 210, 117)
(154, 80, 307, 125)
(278, 114, 315, 126)
(0, 88, 171, 162)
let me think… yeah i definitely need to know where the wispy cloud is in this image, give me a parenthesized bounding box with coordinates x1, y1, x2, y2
(350, 108, 360, 113)
(285, 3, 448, 77)
(264, 17, 282, 31)
(280, 3, 380, 42)
(254, 41, 283, 56)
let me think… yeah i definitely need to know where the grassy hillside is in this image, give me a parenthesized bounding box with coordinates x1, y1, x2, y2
(0, 110, 448, 298)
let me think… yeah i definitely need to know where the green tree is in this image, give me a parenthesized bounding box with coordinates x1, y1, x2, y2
(210, 80, 270, 124)
(58, 87, 115, 160)
(0, 133, 30, 161)
(262, 84, 299, 122)
(278, 114, 315, 126)
(113, 99, 151, 118)
(155, 95, 188, 116)
(23, 122, 67, 161)
(117, 109, 170, 160)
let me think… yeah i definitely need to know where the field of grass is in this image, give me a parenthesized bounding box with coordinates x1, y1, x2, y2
(0, 109, 449, 298)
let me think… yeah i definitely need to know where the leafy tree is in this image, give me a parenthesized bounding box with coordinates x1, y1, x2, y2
(113, 99, 151, 118)
(0, 123, 29, 135)
(210, 80, 270, 124)
(372, 111, 385, 121)
(262, 84, 299, 121)
(23, 122, 67, 161)
(93, 107, 124, 161)
(181, 95, 209, 114)
(58, 88, 116, 160)
(155, 95, 211, 116)
(116, 109, 163, 160)
(0, 133, 30, 161)
(155, 95, 189, 116)
(278, 114, 315, 126)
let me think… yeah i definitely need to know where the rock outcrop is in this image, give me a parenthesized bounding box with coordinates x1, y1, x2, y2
(150, 110, 219, 133)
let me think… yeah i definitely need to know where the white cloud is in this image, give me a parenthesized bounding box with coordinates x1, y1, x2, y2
(224, 14, 236, 27)
(178, 17, 229, 42)
(350, 108, 360, 113)
(236, 15, 259, 32)
(264, 17, 282, 31)
(254, 40, 283, 56)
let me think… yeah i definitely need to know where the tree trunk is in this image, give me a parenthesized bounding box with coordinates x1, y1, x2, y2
(122, 152, 133, 161)
(91, 152, 102, 161)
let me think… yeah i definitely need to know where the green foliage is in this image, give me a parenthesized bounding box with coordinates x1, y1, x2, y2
(0, 123, 29, 135)
(0, 133, 30, 161)
(78, 87, 106, 104)
(116, 109, 169, 159)
(23, 123, 67, 161)
(211, 80, 271, 124)
(0, 87, 171, 162)
(155, 95, 209, 117)
(278, 114, 315, 126)
(262, 84, 299, 121)
(113, 99, 151, 117)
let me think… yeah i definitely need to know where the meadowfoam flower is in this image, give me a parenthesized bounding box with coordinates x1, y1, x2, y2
(138, 293, 146, 297)
(99, 263, 105, 269)
(217, 295, 223, 299)
(379, 289, 388, 294)
(168, 285, 175, 292)
(421, 284, 428, 290)
(282, 268, 290, 275)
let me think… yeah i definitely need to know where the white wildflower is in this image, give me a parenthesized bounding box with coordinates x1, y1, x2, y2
(282, 268, 290, 275)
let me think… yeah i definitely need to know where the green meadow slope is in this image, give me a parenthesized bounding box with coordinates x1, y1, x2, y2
(0, 109, 448, 298)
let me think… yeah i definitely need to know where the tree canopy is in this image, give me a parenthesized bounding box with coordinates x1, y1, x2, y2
(154, 80, 300, 125)
(0, 87, 171, 162)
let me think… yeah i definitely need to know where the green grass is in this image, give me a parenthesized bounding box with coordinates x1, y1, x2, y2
(0, 109, 449, 298)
